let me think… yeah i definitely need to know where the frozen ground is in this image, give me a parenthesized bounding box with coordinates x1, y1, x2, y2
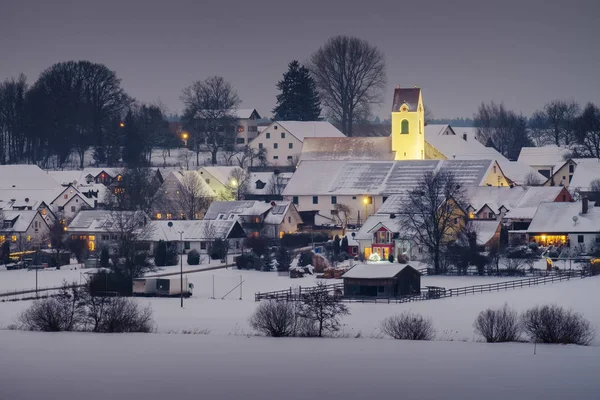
(1, 331, 599, 400)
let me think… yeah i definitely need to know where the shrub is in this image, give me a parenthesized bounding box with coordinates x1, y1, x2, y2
(275, 246, 292, 272)
(521, 305, 596, 345)
(96, 297, 154, 333)
(249, 300, 297, 337)
(154, 240, 178, 266)
(244, 236, 269, 257)
(236, 252, 260, 270)
(396, 253, 409, 263)
(210, 239, 228, 260)
(473, 304, 521, 343)
(187, 250, 200, 265)
(380, 312, 436, 340)
(388, 254, 395, 263)
(338, 251, 349, 262)
(18, 283, 84, 332)
(298, 251, 313, 267)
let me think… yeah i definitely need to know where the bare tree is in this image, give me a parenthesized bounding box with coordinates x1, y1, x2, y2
(528, 110, 553, 147)
(523, 171, 544, 187)
(267, 173, 286, 196)
(297, 281, 350, 337)
(381, 312, 436, 340)
(473, 304, 521, 343)
(249, 300, 297, 337)
(332, 203, 352, 234)
(178, 150, 192, 170)
(0, 74, 28, 164)
(180, 76, 241, 165)
(175, 172, 213, 219)
(309, 35, 387, 136)
(398, 171, 467, 273)
(574, 102, 600, 158)
(543, 100, 580, 146)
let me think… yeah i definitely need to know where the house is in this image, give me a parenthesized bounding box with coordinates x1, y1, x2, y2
(527, 198, 600, 254)
(344, 233, 360, 258)
(283, 159, 508, 225)
(342, 263, 421, 298)
(0, 164, 62, 190)
(244, 171, 293, 201)
(465, 219, 502, 250)
(146, 219, 246, 255)
(354, 214, 402, 260)
(554, 159, 600, 191)
(517, 145, 571, 178)
(248, 121, 345, 166)
(67, 210, 150, 252)
(153, 170, 216, 220)
(198, 166, 244, 198)
(203, 200, 302, 239)
(81, 168, 122, 186)
(233, 109, 261, 146)
(424, 124, 546, 186)
(0, 210, 51, 252)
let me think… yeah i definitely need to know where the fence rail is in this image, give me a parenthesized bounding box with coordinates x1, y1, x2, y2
(255, 270, 591, 303)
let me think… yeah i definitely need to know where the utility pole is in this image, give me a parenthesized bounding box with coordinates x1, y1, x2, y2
(179, 230, 184, 308)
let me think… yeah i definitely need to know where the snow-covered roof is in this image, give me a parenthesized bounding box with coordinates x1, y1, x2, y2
(503, 207, 539, 220)
(246, 172, 292, 195)
(355, 214, 402, 240)
(392, 87, 421, 112)
(0, 210, 42, 232)
(165, 171, 215, 197)
(300, 137, 394, 162)
(199, 166, 243, 186)
(425, 129, 508, 162)
(0, 188, 64, 210)
(82, 168, 121, 179)
(424, 124, 454, 136)
(47, 170, 87, 186)
(517, 146, 570, 167)
(568, 162, 600, 191)
(233, 109, 260, 119)
(284, 160, 495, 196)
(467, 219, 500, 246)
(147, 219, 242, 242)
(465, 186, 565, 215)
(342, 263, 414, 279)
(204, 201, 272, 220)
(527, 201, 600, 233)
(496, 161, 546, 186)
(0, 165, 61, 190)
(263, 202, 295, 225)
(277, 121, 345, 142)
(68, 210, 149, 233)
(344, 232, 359, 247)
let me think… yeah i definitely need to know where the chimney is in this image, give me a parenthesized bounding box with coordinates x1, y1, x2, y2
(462, 134, 467, 141)
(582, 196, 589, 214)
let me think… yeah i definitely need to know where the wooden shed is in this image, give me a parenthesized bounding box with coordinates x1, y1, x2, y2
(342, 263, 421, 298)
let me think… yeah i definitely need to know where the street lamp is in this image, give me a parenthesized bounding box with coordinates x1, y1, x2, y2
(181, 132, 189, 147)
(119, 122, 125, 128)
(230, 178, 238, 200)
(168, 221, 184, 308)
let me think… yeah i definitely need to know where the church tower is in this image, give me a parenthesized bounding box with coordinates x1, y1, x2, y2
(391, 86, 424, 160)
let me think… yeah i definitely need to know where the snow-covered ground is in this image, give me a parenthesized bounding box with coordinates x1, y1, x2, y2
(1, 262, 599, 344)
(1, 331, 599, 400)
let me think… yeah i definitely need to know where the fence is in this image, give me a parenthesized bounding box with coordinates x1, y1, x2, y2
(255, 270, 590, 303)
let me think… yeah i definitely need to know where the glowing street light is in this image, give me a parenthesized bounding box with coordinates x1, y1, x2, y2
(230, 179, 239, 200)
(181, 132, 189, 147)
(119, 122, 125, 128)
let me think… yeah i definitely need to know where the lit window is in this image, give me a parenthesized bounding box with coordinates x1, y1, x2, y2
(156, 213, 162, 219)
(0, 235, 4, 242)
(41, 209, 47, 215)
(27, 235, 31, 242)
(88, 235, 95, 241)
(117, 175, 122, 182)
(11, 235, 17, 242)
(166, 213, 172, 219)
(279, 231, 285, 239)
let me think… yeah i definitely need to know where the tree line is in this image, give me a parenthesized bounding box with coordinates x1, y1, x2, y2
(475, 99, 600, 160)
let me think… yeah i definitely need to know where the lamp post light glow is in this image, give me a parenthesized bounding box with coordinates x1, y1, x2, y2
(181, 132, 189, 147)
(230, 179, 238, 200)
(119, 122, 125, 128)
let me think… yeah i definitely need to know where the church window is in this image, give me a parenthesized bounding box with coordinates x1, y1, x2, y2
(401, 120, 409, 134)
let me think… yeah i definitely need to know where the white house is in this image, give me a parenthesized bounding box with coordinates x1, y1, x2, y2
(233, 109, 261, 146)
(0, 210, 51, 252)
(554, 159, 600, 190)
(153, 170, 216, 220)
(284, 159, 509, 225)
(517, 145, 571, 179)
(249, 121, 345, 166)
(198, 166, 243, 198)
(203, 200, 302, 239)
(527, 199, 600, 254)
(146, 219, 247, 255)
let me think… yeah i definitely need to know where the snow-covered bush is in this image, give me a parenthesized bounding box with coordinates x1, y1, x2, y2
(473, 304, 521, 343)
(521, 305, 596, 345)
(298, 251, 313, 267)
(249, 300, 297, 337)
(380, 312, 435, 340)
(187, 250, 201, 265)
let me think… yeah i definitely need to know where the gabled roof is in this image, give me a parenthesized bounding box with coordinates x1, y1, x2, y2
(204, 201, 272, 220)
(164, 171, 215, 197)
(465, 186, 566, 216)
(276, 121, 345, 142)
(233, 109, 261, 119)
(147, 219, 244, 242)
(300, 137, 394, 162)
(284, 160, 497, 197)
(0, 165, 61, 190)
(425, 129, 508, 162)
(82, 168, 121, 179)
(0, 188, 64, 210)
(466, 219, 500, 246)
(68, 210, 149, 233)
(517, 146, 570, 167)
(355, 214, 402, 240)
(263, 201, 298, 225)
(342, 263, 415, 279)
(199, 166, 243, 186)
(247, 172, 293, 195)
(391, 88, 421, 112)
(527, 201, 600, 233)
(564, 161, 600, 191)
(0, 210, 43, 232)
(47, 170, 87, 186)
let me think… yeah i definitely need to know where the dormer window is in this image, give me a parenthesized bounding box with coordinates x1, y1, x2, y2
(255, 180, 266, 190)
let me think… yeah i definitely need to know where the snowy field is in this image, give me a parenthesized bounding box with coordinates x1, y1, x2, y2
(1, 331, 599, 400)
(1, 263, 599, 344)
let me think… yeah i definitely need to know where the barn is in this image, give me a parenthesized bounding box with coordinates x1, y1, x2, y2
(342, 263, 421, 298)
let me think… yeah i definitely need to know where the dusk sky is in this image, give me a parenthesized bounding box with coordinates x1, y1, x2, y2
(1, 0, 599, 119)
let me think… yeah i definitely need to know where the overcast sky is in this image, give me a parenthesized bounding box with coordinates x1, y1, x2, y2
(1, 0, 599, 120)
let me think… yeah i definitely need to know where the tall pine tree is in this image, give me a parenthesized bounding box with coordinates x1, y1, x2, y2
(273, 60, 321, 121)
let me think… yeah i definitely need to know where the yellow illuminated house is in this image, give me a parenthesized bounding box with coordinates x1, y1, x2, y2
(391, 86, 425, 160)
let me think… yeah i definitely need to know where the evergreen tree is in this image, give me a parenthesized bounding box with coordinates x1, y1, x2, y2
(341, 236, 349, 254)
(273, 60, 321, 121)
(122, 110, 145, 166)
(275, 246, 292, 272)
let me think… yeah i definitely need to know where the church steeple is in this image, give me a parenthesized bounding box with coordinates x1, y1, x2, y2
(391, 87, 424, 160)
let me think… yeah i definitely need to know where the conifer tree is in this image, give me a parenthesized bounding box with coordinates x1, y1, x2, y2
(273, 60, 321, 121)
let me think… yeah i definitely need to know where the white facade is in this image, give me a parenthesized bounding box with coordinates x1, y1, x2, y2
(288, 194, 385, 224)
(234, 109, 261, 146)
